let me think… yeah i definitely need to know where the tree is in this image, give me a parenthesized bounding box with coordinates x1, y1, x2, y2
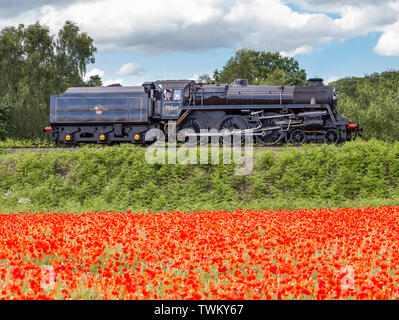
(23, 23, 54, 101)
(86, 75, 102, 87)
(254, 69, 286, 86)
(213, 49, 307, 86)
(215, 49, 257, 84)
(331, 71, 399, 141)
(0, 101, 11, 139)
(198, 74, 213, 84)
(0, 25, 25, 104)
(0, 21, 97, 139)
(54, 21, 97, 92)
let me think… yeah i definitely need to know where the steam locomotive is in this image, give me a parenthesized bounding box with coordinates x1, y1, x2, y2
(44, 78, 361, 145)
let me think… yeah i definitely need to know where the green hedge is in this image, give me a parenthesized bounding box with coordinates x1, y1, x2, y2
(0, 140, 397, 213)
(0, 138, 56, 148)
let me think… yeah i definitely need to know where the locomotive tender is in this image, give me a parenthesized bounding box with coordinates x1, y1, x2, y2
(44, 78, 361, 145)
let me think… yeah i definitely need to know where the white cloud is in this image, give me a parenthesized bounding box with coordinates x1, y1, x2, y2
(1, 0, 399, 56)
(281, 45, 314, 57)
(115, 62, 144, 76)
(326, 75, 340, 84)
(83, 68, 125, 86)
(0, 0, 92, 18)
(375, 20, 399, 56)
(333, 4, 396, 33)
(189, 74, 200, 81)
(83, 68, 104, 81)
(289, 0, 395, 13)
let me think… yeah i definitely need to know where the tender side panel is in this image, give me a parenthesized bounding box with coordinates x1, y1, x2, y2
(53, 96, 147, 123)
(50, 87, 150, 124)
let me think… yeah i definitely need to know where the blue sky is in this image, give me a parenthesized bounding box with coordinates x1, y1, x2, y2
(91, 32, 399, 86)
(1, 0, 399, 85)
(297, 33, 399, 83)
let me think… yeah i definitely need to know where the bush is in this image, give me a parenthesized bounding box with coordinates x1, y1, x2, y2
(331, 71, 399, 141)
(0, 140, 397, 213)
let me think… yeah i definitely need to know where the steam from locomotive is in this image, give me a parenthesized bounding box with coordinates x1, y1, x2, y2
(44, 78, 361, 145)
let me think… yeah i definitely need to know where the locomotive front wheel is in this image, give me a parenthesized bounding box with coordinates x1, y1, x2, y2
(219, 116, 247, 145)
(289, 129, 306, 146)
(324, 129, 340, 144)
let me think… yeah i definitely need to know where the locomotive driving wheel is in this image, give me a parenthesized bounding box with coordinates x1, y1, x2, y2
(177, 117, 207, 145)
(289, 129, 306, 146)
(219, 116, 247, 145)
(253, 118, 284, 146)
(324, 129, 340, 144)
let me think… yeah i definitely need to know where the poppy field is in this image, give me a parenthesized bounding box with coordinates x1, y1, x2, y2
(1, 206, 399, 300)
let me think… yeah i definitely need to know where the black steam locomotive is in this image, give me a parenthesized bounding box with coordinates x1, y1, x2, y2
(44, 78, 361, 145)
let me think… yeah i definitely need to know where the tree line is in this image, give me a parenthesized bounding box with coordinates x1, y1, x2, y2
(0, 21, 99, 139)
(199, 49, 308, 86)
(331, 72, 399, 142)
(0, 21, 397, 141)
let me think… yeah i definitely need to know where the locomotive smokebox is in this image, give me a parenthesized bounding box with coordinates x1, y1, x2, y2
(293, 78, 334, 105)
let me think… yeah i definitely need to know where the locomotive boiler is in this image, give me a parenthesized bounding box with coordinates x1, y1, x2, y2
(44, 78, 361, 145)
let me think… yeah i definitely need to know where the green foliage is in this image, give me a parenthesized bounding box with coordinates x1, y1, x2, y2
(0, 138, 55, 148)
(54, 21, 97, 87)
(0, 141, 397, 213)
(252, 140, 399, 202)
(331, 71, 399, 141)
(0, 21, 97, 139)
(254, 69, 286, 86)
(213, 49, 307, 85)
(0, 102, 11, 139)
(197, 74, 212, 84)
(86, 75, 102, 87)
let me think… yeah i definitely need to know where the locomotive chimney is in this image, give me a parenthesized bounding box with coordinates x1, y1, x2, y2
(308, 78, 324, 86)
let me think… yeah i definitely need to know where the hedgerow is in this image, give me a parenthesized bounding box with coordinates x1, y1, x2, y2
(0, 140, 397, 212)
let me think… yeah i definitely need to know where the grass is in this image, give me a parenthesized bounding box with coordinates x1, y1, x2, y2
(0, 138, 56, 148)
(0, 139, 397, 213)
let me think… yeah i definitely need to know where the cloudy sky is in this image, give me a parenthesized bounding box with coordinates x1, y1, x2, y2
(1, 0, 399, 85)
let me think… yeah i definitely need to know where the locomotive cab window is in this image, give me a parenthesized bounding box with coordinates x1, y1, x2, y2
(164, 89, 182, 101)
(173, 90, 182, 101)
(164, 90, 172, 101)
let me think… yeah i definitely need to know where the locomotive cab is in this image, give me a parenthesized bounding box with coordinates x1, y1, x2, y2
(144, 82, 185, 120)
(161, 88, 183, 119)
(151, 80, 196, 120)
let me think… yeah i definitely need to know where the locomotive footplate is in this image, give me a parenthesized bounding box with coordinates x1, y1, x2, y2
(177, 125, 283, 138)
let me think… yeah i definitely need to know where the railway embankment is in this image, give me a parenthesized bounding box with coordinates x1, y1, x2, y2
(0, 140, 397, 213)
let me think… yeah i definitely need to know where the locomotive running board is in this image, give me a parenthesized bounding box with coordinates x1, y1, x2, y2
(179, 125, 281, 138)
